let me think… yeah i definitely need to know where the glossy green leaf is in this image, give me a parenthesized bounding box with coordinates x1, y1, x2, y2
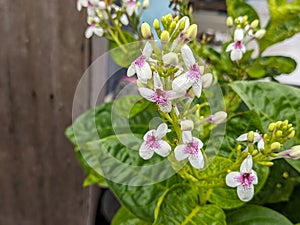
(87, 134, 183, 222)
(226, 0, 259, 23)
(259, 0, 300, 52)
(153, 184, 226, 225)
(226, 204, 293, 225)
(247, 56, 297, 79)
(111, 207, 151, 225)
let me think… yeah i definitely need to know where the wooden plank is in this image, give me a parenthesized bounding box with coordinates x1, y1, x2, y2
(0, 0, 92, 224)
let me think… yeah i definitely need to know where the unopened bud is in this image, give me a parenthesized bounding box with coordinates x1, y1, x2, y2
(153, 19, 160, 30)
(162, 52, 178, 67)
(254, 29, 266, 39)
(270, 142, 281, 151)
(186, 24, 198, 40)
(288, 130, 295, 139)
(136, 1, 141, 7)
(257, 161, 274, 166)
(275, 130, 282, 138)
(166, 13, 173, 24)
(207, 111, 227, 124)
(169, 21, 176, 31)
(177, 16, 190, 32)
(242, 15, 248, 23)
(142, 0, 149, 9)
(226, 16, 233, 27)
(289, 145, 300, 160)
(202, 73, 213, 89)
(180, 120, 194, 131)
(248, 131, 255, 143)
(141, 22, 152, 39)
(250, 19, 259, 29)
(160, 30, 170, 42)
(268, 122, 276, 132)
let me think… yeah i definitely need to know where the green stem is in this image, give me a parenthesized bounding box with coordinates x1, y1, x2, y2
(108, 29, 127, 53)
(106, 9, 129, 44)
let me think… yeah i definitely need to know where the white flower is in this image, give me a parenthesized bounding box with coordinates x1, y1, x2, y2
(142, 0, 150, 9)
(139, 73, 184, 113)
(174, 131, 204, 169)
(77, 0, 88, 11)
(276, 145, 300, 160)
(207, 111, 227, 124)
(122, 0, 137, 16)
(236, 131, 264, 150)
(139, 123, 171, 160)
(85, 24, 104, 38)
(226, 28, 246, 61)
(172, 44, 204, 97)
(226, 155, 258, 202)
(127, 42, 153, 83)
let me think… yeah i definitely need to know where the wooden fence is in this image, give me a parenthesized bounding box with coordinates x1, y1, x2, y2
(0, 1, 107, 224)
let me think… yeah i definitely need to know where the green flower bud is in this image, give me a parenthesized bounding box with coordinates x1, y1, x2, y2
(254, 29, 266, 39)
(276, 121, 282, 128)
(166, 13, 173, 23)
(179, 20, 186, 31)
(141, 22, 152, 39)
(153, 19, 160, 30)
(226, 16, 233, 27)
(275, 130, 282, 138)
(242, 15, 248, 23)
(186, 24, 198, 40)
(270, 142, 281, 151)
(268, 122, 276, 132)
(169, 21, 176, 31)
(248, 131, 255, 143)
(160, 30, 170, 42)
(283, 120, 289, 127)
(250, 19, 259, 29)
(288, 130, 295, 139)
(174, 16, 179, 22)
(258, 161, 274, 166)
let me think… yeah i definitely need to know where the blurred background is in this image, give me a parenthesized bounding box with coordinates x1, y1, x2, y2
(1, 0, 300, 225)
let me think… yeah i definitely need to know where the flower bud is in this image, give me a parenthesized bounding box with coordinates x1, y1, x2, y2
(177, 16, 190, 32)
(142, 0, 149, 9)
(160, 30, 170, 42)
(208, 111, 227, 124)
(162, 52, 178, 67)
(270, 142, 281, 151)
(186, 24, 198, 40)
(153, 19, 160, 30)
(275, 130, 282, 138)
(180, 120, 194, 131)
(268, 122, 276, 132)
(254, 29, 266, 39)
(288, 130, 295, 139)
(247, 131, 255, 143)
(250, 19, 259, 29)
(169, 21, 176, 31)
(226, 16, 233, 27)
(202, 73, 213, 89)
(141, 22, 152, 39)
(166, 13, 173, 24)
(289, 145, 300, 160)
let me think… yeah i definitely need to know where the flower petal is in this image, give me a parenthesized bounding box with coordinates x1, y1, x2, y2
(136, 62, 152, 83)
(236, 133, 248, 141)
(240, 155, 253, 173)
(172, 73, 193, 93)
(192, 81, 202, 98)
(127, 64, 136, 77)
(188, 152, 204, 169)
(93, 27, 104, 37)
(226, 43, 234, 52)
(230, 49, 243, 61)
(126, 3, 136, 16)
(237, 184, 254, 202)
(182, 131, 193, 144)
(143, 130, 154, 141)
(154, 140, 171, 157)
(142, 42, 153, 59)
(226, 171, 241, 187)
(181, 44, 196, 68)
(234, 28, 244, 41)
(139, 142, 154, 160)
(158, 101, 172, 113)
(155, 123, 169, 139)
(174, 145, 189, 161)
(167, 90, 185, 100)
(193, 137, 204, 149)
(138, 87, 155, 102)
(202, 73, 213, 89)
(251, 170, 258, 185)
(258, 139, 264, 150)
(85, 27, 94, 39)
(253, 132, 261, 143)
(120, 14, 129, 26)
(153, 72, 163, 89)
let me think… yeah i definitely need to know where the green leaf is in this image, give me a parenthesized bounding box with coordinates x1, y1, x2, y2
(209, 162, 269, 209)
(247, 56, 297, 79)
(87, 134, 184, 222)
(111, 207, 151, 225)
(259, 0, 300, 52)
(226, 0, 259, 22)
(83, 172, 108, 188)
(109, 31, 142, 67)
(226, 204, 293, 225)
(153, 184, 226, 225)
(252, 159, 300, 204)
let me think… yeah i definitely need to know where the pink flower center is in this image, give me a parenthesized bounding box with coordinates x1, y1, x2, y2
(88, 1, 93, 7)
(233, 41, 244, 50)
(134, 56, 146, 68)
(129, 0, 136, 5)
(184, 141, 199, 155)
(236, 173, 255, 189)
(151, 89, 169, 105)
(188, 64, 201, 81)
(146, 134, 160, 149)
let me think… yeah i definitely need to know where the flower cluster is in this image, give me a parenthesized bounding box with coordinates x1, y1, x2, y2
(226, 16, 266, 61)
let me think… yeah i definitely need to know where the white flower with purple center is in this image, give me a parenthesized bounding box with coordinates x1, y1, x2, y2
(77, 0, 88, 11)
(139, 73, 184, 113)
(226, 155, 258, 202)
(174, 131, 204, 169)
(226, 28, 246, 61)
(85, 24, 104, 38)
(139, 123, 171, 160)
(127, 42, 153, 84)
(237, 131, 264, 150)
(172, 44, 204, 98)
(122, 0, 137, 16)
